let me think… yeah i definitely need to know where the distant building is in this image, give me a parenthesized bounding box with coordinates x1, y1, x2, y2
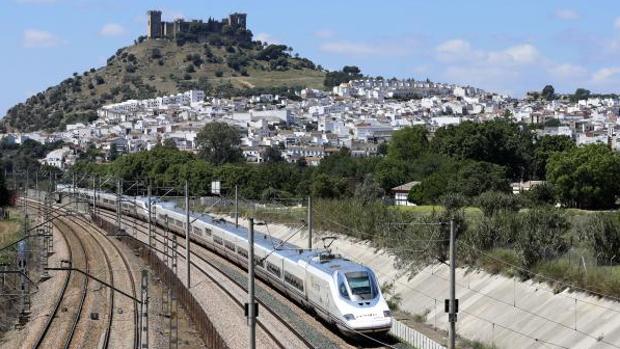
(511, 180, 545, 195)
(146, 10, 247, 39)
(391, 181, 420, 206)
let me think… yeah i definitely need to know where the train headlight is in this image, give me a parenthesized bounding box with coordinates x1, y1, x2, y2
(383, 310, 392, 318)
(343, 314, 355, 321)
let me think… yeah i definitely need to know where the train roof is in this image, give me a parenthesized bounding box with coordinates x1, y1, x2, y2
(157, 200, 367, 276)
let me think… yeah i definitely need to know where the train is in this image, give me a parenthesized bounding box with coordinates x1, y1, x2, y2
(57, 184, 393, 335)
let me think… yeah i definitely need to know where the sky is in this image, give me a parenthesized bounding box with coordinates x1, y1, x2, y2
(1, 0, 620, 117)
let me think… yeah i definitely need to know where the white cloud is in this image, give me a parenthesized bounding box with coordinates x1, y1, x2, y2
(255, 33, 280, 45)
(435, 39, 540, 66)
(320, 41, 377, 55)
(22, 29, 63, 48)
(99, 23, 125, 37)
(488, 44, 540, 65)
(435, 39, 480, 62)
(592, 67, 620, 82)
(320, 40, 412, 57)
(314, 29, 335, 39)
(554, 9, 580, 21)
(548, 63, 588, 79)
(614, 17, 620, 29)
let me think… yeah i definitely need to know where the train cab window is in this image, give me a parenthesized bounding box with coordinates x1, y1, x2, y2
(345, 271, 377, 300)
(338, 273, 350, 300)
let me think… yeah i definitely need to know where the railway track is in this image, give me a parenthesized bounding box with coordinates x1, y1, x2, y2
(99, 209, 306, 348)
(32, 217, 89, 349)
(95, 207, 396, 349)
(65, 213, 140, 349)
(27, 201, 139, 349)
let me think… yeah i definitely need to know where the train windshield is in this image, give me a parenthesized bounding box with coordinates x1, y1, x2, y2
(345, 271, 377, 300)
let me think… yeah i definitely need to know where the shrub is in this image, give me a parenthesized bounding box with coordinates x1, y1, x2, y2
(580, 213, 620, 265)
(476, 191, 521, 217)
(516, 208, 569, 269)
(523, 182, 556, 206)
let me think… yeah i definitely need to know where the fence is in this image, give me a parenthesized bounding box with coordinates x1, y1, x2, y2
(389, 319, 446, 349)
(92, 214, 230, 349)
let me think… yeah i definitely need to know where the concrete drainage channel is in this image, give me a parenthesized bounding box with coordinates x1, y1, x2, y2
(91, 214, 229, 349)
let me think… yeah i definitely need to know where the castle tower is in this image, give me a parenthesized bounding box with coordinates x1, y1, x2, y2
(228, 13, 247, 29)
(147, 10, 162, 38)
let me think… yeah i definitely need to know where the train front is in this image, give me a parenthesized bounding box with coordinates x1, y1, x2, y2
(333, 266, 392, 335)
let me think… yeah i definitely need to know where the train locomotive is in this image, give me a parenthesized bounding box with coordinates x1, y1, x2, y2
(59, 185, 393, 335)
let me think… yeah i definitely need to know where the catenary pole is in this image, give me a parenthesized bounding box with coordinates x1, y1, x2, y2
(247, 218, 256, 349)
(307, 196, 313, 250)
(235, 185, 239, 228)
(185, 180, 191, 288)
(448, 219, 457, 349)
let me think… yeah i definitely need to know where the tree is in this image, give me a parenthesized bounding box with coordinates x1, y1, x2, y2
(547, 144, 620, 209)
(531, 135, 575, 179)
(0, 170, 8, 207)
(354, 174, 384, 204)
(571, 88, 591, 102)
(431, 119, 534, 180)
(163, 138, 178, 149)
(196, 122, 243, 165)
(108, 143, 119, 161)
(310, 173, 348, 199)
(261, 146, 283, 163)
(324, 66, 363, 88)
(541, 85, 555, 101)
(387, 126, 429, 161)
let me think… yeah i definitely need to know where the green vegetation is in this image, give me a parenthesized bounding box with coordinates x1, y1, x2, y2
(66, 118, 620, 298)
(324, 66, 363, 88)
(0, 171, 8, 207)
(546, 144, 620, 209)
(196, 122, 243, 165)
(3, 37, 325, 132)
(0, 138, 64, 180)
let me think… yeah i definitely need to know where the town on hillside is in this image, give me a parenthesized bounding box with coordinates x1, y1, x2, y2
(1, 77, 617, 173)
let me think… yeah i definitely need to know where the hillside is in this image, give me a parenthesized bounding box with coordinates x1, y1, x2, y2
(2, 38, 325, 132)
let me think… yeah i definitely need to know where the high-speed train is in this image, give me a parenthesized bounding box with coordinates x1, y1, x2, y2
(57, 185, 392, 335)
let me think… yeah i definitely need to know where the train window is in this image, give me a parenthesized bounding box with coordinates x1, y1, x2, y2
(345, 271, 377, 300)
(284, 271, 304, 292)
(213, 236, 223, 245)
(237, 248, 248, 259)
(254, 257, 264, 268)
(192, 226, 202, 235)
(204, 228, 212, 236)
(266, 262, 281, 277)
(224, 241, 236, 252)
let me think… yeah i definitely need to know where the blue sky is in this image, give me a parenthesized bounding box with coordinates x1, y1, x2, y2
(1, 0, 620, 117)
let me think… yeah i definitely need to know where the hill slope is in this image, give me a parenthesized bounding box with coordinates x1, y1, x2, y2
(2, 39, 325, 132)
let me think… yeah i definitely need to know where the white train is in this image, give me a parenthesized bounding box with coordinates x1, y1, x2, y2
(59, 185, 392, 335)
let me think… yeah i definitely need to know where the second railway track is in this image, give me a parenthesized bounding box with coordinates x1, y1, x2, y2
(27, 200, 139, 349)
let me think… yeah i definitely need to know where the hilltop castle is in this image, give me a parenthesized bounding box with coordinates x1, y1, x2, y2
(146, 10, 247, 39)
